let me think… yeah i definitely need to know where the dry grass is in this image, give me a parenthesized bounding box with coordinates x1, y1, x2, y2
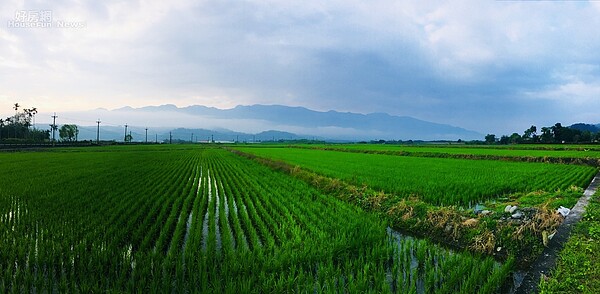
(427, 208, 456, 229)
(387, 200, 414, 221)
(509, 205, 563, 247)
(470, 229, 496, 254)
(366, 191, 387, 210)
(462, 218, 479, 228)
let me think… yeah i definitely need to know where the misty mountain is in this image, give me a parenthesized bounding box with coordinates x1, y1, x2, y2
(74, 125, 310, 143)
(114, 104, 482, 141)
(43, 104, 483, 141)
(169, 128, 308, 142)
(76, 125, 167, 142)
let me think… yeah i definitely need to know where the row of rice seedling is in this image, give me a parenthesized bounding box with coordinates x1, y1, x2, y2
(0, 145, 512, 292)
(0, 148, 198, 292)
(236, 147, 598, 206)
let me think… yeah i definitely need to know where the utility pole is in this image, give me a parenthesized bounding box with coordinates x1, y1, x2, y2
(96, 119, 101, 145)
(124, 124, 128, 143)
(169, 131, 172, 144)
(145, 128, 148, 143)
(155, 134, 157, 143)
(51, 113, 58, 146)
(211, 134, 214, 143)
(236, 135, 239, 143)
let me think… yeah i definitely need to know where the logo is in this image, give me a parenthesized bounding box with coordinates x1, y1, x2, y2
(7, 10, 86, 29)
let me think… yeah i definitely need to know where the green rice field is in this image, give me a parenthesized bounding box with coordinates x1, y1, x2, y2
(306, 144, 600, 159)
(236, 147, 598, 206)
(0, 146, 513, 293)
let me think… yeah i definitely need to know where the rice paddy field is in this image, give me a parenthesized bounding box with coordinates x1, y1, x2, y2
(0, 145, 516, 293)
(305, 143, 600, 159)
(235, 147, 598, 206)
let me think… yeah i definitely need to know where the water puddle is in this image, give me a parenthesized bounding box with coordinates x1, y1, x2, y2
(214, 178, 222, 252)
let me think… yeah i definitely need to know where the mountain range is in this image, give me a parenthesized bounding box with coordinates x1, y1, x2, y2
(49, 104, 484, 142)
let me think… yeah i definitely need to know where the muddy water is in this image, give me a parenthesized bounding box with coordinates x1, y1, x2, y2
(386, 228, 425, 294)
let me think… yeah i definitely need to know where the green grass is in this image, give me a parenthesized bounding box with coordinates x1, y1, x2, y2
(539, 191, 600, 293)
(236, 147, 597, 206)
(0, 145, 512, 292)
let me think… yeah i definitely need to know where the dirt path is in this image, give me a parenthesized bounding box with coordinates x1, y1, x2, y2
(515, 171, 600, 294)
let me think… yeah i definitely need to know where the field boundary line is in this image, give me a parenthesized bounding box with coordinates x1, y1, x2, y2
(515, 171, 600, 294)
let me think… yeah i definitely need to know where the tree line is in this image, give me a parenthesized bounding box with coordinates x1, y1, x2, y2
(0, 103, 79, 143)
(485, 123, 600, 144)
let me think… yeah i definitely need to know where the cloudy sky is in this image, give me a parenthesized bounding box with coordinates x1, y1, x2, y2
(1, 0, 599, 134)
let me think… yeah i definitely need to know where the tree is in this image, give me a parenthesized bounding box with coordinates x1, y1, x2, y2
(523, 125, 537, 142)
(485, 134, 496, 144)
(540, 127, 553, 143)
(509, 133, 522, 144)
(581, 130, 592, 143)
(499, 135, 509, 145)
(551, 123, 564, 143)
(59, 124, 79, 142)
(29, 107, 37, 128)
(125, 134, 133, 142)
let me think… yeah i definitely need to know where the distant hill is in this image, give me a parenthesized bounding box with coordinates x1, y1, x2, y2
(113, 104, 482, 141)
(74, 125, 313, 143)
(570, 123, 600, 133)
(45, 104, 483, 141)
(168, 128, 310, 142)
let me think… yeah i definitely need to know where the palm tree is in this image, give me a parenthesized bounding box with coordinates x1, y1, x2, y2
(0, 118, 4, 140)
(6, 117, 12, 138)
(12, 103, 20, 139)
(30, 107, 37, 129)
